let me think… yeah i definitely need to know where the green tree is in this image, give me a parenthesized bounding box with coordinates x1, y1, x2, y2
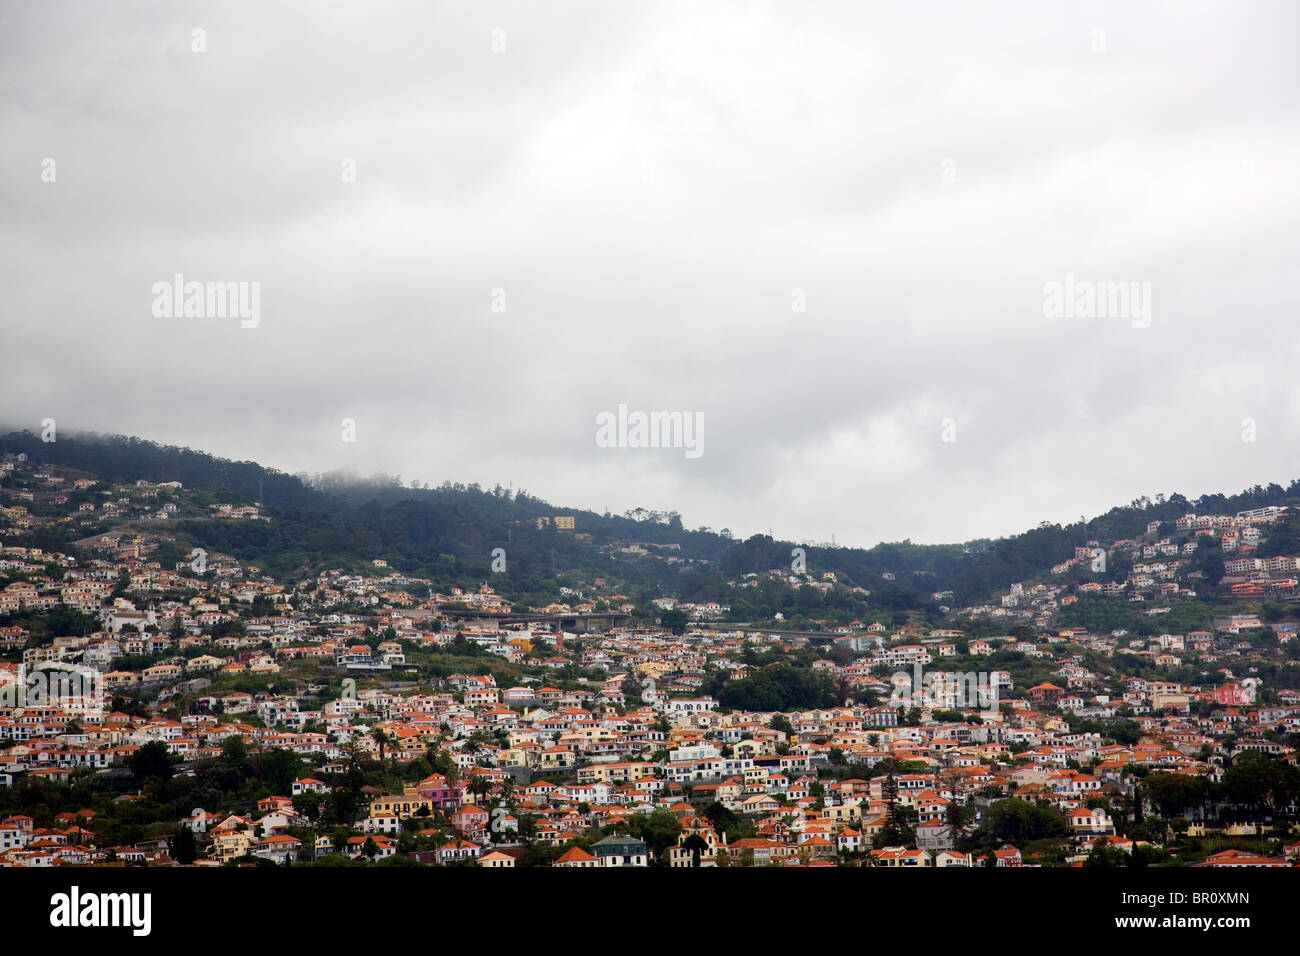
(257, 748, 307, 795)
(873, 775, 916, 848)
(1085, 841, 1126, 867)
(682, 833, 709, 867)
(660, 608, 689, 635)
(626, 807, 682, 865)
(130, 740, 175, 782)
(371, 727, 391, 762)
(979, 798, 1068, 844)
(173, 825, 198, 864)
(1222, 751, 1300, 816)
(292, 793, 323, 823)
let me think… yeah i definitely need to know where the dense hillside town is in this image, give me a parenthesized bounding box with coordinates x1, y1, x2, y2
(4, 448, 1300, 869)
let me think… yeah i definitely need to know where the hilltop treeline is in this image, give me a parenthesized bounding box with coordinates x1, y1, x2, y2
(4, 430, 1299, 608)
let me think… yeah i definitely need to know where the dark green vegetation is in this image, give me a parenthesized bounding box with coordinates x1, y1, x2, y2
(6, 429, 1300, 611)
(713, 662, 838, 711)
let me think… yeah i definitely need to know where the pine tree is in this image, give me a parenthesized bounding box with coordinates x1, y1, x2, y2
(173, 825, 198, 865)
(874, 774, 916, 849)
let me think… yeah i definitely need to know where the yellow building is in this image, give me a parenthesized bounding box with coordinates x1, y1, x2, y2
(213, 829, 255, 862)
(369, 790, 434, 819)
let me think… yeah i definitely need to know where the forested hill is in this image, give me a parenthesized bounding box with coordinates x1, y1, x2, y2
(3, 429, 1299, 608)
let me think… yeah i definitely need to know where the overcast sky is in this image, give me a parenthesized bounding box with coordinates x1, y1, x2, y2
(4, 1, 1299, 548)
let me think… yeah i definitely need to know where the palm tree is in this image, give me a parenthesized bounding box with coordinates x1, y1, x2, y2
(371, 727, 390, 762)
(682, 833, 709, 867)
(466, 774, 493, 804)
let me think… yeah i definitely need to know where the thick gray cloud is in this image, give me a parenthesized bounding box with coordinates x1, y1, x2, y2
(4, 0, 1299, 547)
